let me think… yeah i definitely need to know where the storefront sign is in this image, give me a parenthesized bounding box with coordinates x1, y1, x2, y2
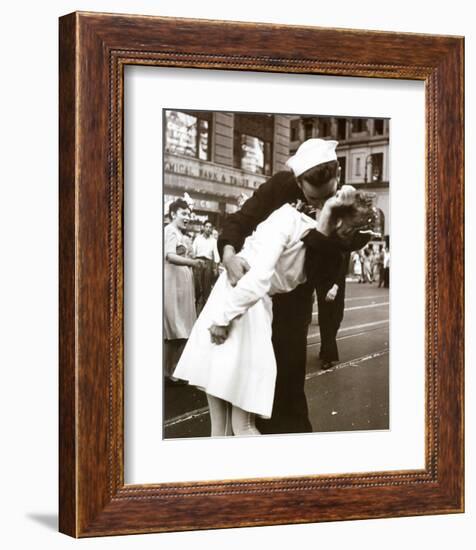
(164, 153, 267, 190)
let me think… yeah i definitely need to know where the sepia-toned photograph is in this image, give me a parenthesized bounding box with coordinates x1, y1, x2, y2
(162, 109, 390, 439)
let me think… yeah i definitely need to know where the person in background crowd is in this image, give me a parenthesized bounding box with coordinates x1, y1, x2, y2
(383, 245, 390, 288)
(351, 250, 362, 280)
(315, 241, 377, 371)
(369, 244, 378, 282)
(192, 221, 220, 314)
(377, 244, 386, 288)
(164, 199, 203, 381)
(314, 252, 348, 370)
(362, 246, 374, 283)
(358, 249, 366, 283)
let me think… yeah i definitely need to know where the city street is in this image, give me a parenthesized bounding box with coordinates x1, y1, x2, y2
(164, 280, 389, 438)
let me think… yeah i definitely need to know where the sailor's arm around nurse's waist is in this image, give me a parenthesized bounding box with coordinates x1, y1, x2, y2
(303, 227, 371, 254)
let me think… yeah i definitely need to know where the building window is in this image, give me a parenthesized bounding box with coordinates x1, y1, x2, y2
(337, 157, 346, 184)
(233, 113, 273, 175)
(319, 118, 331, 137)
(337, 118, 347, 140)
(234, 132, 272, 175)
(304, 122, 314, 140)
(374, 119, 384, 135)
(351, 118, 367, 134)
(291, 120, 300, 142)
(355, 157, 361, 177)
(370, 152, 384, 181)
(263, 141, 272, 175)
(165, 110, 210, 160)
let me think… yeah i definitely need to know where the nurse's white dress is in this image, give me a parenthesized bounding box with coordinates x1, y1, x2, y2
(173, 204, 317, 418)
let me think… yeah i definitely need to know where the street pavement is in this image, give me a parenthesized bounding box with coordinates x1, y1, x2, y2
(163, 280, 389, 438)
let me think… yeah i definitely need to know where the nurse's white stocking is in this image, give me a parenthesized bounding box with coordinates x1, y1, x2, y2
(231, 406, 261, 436)
(206, 394, 232, 437)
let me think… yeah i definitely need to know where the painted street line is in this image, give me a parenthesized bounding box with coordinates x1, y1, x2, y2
(308, 326, 388, 348)
(307, 319, 389, 340)
(312, 301, 389, 318)
(164, 406, 209, 428)
(345, 295, 387, 302)
(305, 349, 389, 379)
(344, 301, 389, 312)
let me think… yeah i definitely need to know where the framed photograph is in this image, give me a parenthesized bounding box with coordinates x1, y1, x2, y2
(59, 12, 464, 537)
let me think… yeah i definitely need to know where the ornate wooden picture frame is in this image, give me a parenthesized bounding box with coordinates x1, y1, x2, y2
(59, 11, 464, 537)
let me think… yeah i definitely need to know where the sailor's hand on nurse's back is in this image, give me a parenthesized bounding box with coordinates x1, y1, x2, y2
(209, 324, 230, 345)
(222, 245, 250, 286)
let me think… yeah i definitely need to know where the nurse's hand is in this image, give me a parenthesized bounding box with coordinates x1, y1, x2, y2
(222, 245, 250, 286)
(209, 324, 230, 345)
(328, 185, 357, 208)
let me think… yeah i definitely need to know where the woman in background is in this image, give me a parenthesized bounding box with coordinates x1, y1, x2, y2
(164, 199, 203, 380)
(362, 246, 374, 283)
(351, 250, 362, 280)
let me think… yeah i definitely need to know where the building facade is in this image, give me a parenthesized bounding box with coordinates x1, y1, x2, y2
(164, 110, 290, 231)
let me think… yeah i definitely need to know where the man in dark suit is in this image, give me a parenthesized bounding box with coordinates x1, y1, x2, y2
(314, 252, 349, 369)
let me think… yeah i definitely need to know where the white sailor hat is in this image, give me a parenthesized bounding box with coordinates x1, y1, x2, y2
(286, 138, 338, 177)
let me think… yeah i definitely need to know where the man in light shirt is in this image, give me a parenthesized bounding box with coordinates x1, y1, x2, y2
(192, 221, 220, 314)
(193, 221, 220, 263)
